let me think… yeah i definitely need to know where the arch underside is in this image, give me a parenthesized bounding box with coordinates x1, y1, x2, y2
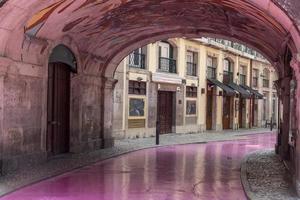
(1, 0, 300, 77)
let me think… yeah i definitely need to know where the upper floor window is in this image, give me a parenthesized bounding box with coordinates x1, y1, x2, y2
(128, 81, 146, 95)
(207, 56, 217, 79)
(252, 69, 259, 88)
(186, 51, 198, 76)
(223, 59, 233, 84)
(239, 65, 247, 86)
(158, 41, 176, 73)
(262, 68, 270, 88)
(129, 48, 146, 69)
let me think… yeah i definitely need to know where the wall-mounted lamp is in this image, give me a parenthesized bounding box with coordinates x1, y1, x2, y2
(201, 88, 206, 94)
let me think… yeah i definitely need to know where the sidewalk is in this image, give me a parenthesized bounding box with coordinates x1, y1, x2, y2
(0, 128, 274, 197)
(241, 150, 299, 200)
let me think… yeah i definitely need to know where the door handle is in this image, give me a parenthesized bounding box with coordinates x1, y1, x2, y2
(48, 121, 60, 125)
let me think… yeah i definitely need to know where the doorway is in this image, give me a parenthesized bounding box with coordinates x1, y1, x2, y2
(239, 98, 246, 128)
(223, 96, 232, 129)
(157, 91, 174, 134)
(47, 63, 70, 156)
(206, 85, 213, 130)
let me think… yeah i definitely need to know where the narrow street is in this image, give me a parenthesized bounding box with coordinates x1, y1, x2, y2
(2, 133, 275, 200)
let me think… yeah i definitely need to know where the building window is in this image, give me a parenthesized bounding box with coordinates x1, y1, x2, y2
(252, 69, 259, 87)
(239, 65, 247, 86)
(186, 100, 197, 115)
(263, 69, 270, 88)
(186, 51, 198, 76)
(186, 86, 197, 97)
(207, 56, 217, 79)
(128, 81, 146, 95)
(129, 48, 146, 69)
(158, 41, 177, 73)
(223, 59, 233, 84)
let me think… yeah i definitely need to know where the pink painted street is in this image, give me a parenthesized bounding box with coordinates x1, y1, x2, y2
(1, 133, 275, 200)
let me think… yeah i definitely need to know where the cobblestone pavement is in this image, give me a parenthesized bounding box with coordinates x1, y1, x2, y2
(0, 128, 273, 197)
(241, 150, 299, 200)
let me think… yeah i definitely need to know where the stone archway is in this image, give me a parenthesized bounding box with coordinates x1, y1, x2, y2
(0, 0, 300, 192)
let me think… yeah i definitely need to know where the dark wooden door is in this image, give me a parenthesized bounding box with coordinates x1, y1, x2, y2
(206, 86, 213, 130)
(158, 91, 173, 134)
(47, 63, 70, 155)
(239, 98, 244, 128)
(253, 99, 258, 127)
(223, 96, 232, 129)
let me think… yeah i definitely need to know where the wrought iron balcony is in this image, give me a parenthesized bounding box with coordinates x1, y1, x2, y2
(186, 62, 197, 76)
(129, 53, 146, 69)
(223, 71, 233, 84)
(159, 57, 177, 73)
(207, 66, 216, 79)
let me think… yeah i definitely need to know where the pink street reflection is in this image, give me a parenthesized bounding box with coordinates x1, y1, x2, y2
(2, 133, 275, 200)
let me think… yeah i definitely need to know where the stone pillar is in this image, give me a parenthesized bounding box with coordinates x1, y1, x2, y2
(278, 76, 291, 159)
(290, 56, 300, 195)
(102, 77, 118, 148)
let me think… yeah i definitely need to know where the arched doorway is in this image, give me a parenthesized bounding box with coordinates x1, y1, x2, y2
(47, 45, 77, 156)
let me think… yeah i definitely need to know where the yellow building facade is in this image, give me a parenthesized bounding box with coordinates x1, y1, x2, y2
(112, 38, 278, 139)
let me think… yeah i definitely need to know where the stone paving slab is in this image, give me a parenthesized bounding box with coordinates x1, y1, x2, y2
(0, 128, 273, 197)
(241, 149, 299, 200)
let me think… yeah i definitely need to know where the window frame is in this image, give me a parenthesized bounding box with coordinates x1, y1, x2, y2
(186, 50, 198, 76)
(186, 86, 198, 98)
(128, 80, 147, 95)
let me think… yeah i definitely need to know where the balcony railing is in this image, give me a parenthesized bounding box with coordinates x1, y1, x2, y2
(263, 79, 270, 88)
(159, 57, 177, 73)
(186, 62, 197, 76)
(252, 77, 258, 87)
(207, 66, 216, 79)
(129, 53, 146, 69)
(223, 71, 233, 84)
(239, 74, 246, 86)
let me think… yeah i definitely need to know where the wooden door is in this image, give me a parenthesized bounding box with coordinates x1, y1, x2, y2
(47, 63, 70, 155)
(158, 91, 173, 134)
(239, 98, 244, 128)
(206, 86, 213, 130)
(253, 99, 258, 127)
(223, 96, 231, 129)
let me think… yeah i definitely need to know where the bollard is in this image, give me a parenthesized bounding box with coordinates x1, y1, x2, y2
(156, 121, 160, 145)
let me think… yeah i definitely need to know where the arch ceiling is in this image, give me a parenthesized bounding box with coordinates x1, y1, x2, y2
(0, 0, 300, 76)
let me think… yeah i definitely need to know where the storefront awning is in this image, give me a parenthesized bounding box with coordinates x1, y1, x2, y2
(227, 82, 252, 99)
(240, 85, 264, 99)
(207, 78, 236, 96)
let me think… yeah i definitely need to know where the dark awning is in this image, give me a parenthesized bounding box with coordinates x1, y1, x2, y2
(240, 85, 264, 99)
(207, 78, 236, 96)
(227, 82, 252, 99)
